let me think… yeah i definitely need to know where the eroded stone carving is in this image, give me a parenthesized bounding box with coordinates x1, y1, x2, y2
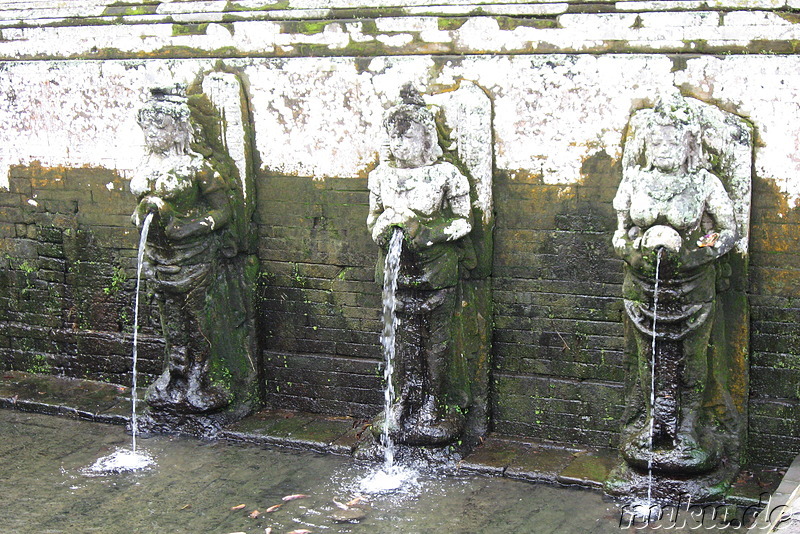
(606, 94, 751, 502)
(367, 83, 493, 449)
(131, 78, 257, 436)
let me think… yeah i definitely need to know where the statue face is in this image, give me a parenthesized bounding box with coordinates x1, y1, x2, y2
(388, 120, 435, 168)
(645, 124, 689, 173)
(140, 111, 179, 155)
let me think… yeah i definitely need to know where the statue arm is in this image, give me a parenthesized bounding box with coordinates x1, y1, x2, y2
(612, 209, 644, 269)
(408, 168, 472, 249)
(679, 173, 738, 269)
(367, 169, 406, 246)
(611, 179, 644, 268)
(165, 167, 233, 241)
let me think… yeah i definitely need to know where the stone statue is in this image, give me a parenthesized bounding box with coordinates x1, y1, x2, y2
(131, 81, 257, 435)
(607, 94, 751, 501)
(367, 84, 477, 446)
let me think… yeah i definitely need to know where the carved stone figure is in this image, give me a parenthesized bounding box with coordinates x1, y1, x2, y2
(367, 84, 488, 446)
(607, 94, 751, 501)
(131, 81, 257, 435)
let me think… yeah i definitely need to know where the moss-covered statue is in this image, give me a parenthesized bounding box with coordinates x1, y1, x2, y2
(367, 84, 492, 448)
(606, 94, 751, 502)
(131, 81, 258, 436)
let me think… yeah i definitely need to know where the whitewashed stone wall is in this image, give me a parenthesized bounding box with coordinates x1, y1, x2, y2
(1, 54, 799, 206)
(2, 0, 800, 464)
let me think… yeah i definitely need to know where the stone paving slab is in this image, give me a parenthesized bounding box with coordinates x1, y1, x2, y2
(0, 370, 785, 504)
(0, 370, 132, 424)
(221, 409, 358, 455)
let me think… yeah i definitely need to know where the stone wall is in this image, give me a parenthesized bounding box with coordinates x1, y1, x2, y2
(0, 163, 163, 385)
(0, 0, 798, 468)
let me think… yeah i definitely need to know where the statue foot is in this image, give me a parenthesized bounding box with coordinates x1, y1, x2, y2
(402, 399, 465, 446)
(371, 402, 405, 442)
(650, 433, 720, 474)
(145, 371, 229, 414)
(621, 424, 720, 474)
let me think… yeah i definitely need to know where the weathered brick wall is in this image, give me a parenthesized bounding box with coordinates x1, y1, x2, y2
(491, 153, 626, 448)
(256, 174, 383, 419)
(0, 164, 163, 386)
(747, 177, 800, 468)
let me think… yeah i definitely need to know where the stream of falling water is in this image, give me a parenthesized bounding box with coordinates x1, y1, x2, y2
(130, 211, 154, 453)
(646, 248, 663, 506)
(380, 228, 403, 469)
(359, 228, 417, 494)
(86, 212, 155, 474)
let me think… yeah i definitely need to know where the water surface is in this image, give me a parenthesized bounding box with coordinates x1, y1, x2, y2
(0, 410, 745, 533)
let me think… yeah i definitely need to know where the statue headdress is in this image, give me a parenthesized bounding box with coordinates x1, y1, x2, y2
(382, 83, 443, 163)
(137, 83, 193, 154)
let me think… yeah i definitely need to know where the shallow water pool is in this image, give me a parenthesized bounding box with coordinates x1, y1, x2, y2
(0, 410, 749, 533)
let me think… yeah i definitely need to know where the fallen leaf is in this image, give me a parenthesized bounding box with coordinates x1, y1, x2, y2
(282, 494, 309, 502)
(248, 510, 261, 519)
(265, 504, 283, 513)
(230, 504, 247, 511)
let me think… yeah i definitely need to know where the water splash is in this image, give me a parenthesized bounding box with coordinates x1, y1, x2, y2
(380, 228, 403, 469)
(358, 464, 418, 495)
(86, 447, 153, 475)
(646, 248, 663, 506)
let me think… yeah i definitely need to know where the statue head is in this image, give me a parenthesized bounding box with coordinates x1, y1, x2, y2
(643, 94, 704, 174)
(137, 84, 193, 156)
(383, 84, 443, 168)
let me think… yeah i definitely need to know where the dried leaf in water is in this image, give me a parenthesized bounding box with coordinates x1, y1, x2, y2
(230, 504, 247, 511)
(282, 494, 309, 502)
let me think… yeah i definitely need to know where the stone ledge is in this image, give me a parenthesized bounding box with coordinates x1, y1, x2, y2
(1, 3, 800, 58)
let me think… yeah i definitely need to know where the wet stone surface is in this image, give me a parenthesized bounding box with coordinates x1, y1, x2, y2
(0, 370, 133, 423)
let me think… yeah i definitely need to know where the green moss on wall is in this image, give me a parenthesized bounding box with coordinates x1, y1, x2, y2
(172, 23, 210, 37)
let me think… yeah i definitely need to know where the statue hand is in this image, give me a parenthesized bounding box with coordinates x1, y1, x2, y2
(164, 217, 213, 241)
(372, 208, 415, 246)
(132, 195, 165, 228)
